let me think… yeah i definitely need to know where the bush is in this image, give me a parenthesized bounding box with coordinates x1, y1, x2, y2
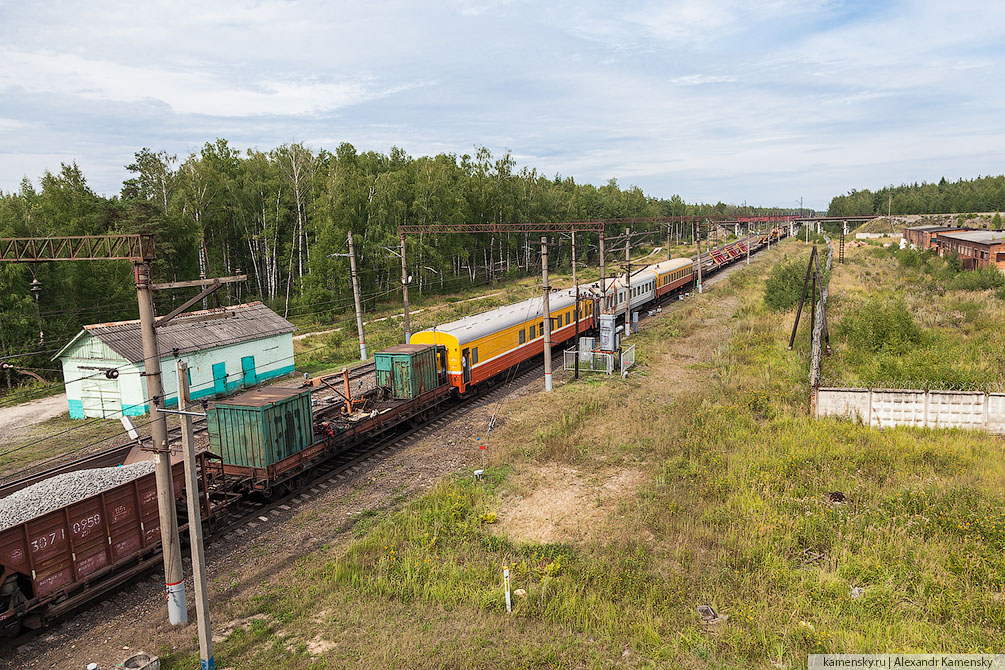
(763, 257, 811, 311)
(840, 297, 921, 353)
(992, 212, 1003, 230)
(943, 267, 1005, 291)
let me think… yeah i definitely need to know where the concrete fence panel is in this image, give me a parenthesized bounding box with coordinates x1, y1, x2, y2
(817, 388, 1005, 435)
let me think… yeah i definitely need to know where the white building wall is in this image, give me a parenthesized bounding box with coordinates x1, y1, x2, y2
(60, 332, 295, 418)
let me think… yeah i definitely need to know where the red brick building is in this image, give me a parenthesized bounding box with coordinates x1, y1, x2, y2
(904, 225, 966, 250)
(936, 231, 1005, 271)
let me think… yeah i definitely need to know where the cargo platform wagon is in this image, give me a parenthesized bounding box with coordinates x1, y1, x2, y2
(205, 343, 452, 497)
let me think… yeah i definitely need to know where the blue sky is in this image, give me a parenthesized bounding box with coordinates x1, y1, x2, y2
(1, 0, 1003, 210)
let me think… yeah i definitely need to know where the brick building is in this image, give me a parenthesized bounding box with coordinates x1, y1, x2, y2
(904, 225, 966, 250)
(935, 231, 1005, 271)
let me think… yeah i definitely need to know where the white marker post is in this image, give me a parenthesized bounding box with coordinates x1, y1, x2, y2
(504, 567, 512, 613)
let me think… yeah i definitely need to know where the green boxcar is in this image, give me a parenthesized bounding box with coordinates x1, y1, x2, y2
(374, 344, 440, 399)
(207, 387, 314, 468)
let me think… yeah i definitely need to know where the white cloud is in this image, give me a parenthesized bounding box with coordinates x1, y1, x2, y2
(0, 0, 1003, 207)
(0, 48, 403, 117)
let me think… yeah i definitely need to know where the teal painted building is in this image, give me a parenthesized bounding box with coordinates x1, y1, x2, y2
(54, 302, 296, 419)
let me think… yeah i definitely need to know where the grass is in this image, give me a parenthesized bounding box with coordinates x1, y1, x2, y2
(823, 243, 1005, 389)
(161, 239, 1005, 668)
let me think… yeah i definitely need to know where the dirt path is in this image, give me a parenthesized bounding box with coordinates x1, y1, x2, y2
(0, 394, 67, 442)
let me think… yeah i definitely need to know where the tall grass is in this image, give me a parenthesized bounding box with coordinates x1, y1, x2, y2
(184, 240, 1005, 668)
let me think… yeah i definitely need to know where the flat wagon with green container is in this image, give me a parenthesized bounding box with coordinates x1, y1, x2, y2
(206, 343, 451, 496)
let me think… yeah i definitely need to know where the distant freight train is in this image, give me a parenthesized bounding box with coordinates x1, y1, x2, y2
(0, 226, 787, 635)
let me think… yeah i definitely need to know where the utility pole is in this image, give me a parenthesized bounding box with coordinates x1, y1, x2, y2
(746, 222, 750, 265)
(599, 228, 606, 296)
(176, 361, 213, 670)
(623, 228, 631, 334)
(540, 236, 553, 392)
(572, 231, 579, 380)
(135, 261, 186, 626)
(694, 222, 703, 294)
(666, 221, 672, 261)
(399, 231, 411, 343)
(347, 230, 367, 360)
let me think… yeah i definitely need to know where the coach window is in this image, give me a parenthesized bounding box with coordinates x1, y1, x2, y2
(530, 324, 535, 339)
(519, 329, 526, 344)
(565, 312, 570, 326)
(472, 348, 479, 364)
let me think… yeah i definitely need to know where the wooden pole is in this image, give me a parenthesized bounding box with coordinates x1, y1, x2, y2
(347, 230, 367, 360)
(177, 361, 213, 670)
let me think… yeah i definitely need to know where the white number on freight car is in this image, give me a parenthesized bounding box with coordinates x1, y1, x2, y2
(31, 529, 66, 552)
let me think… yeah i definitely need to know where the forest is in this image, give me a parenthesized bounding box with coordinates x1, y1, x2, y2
(0, 140, 778, 394)
(827, 174, 1005, 218)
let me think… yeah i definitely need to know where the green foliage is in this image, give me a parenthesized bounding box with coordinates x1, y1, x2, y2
(839, 298, 921, 353)
(763, 256, 812, 312)
(992, 212, 1003, 230)
(942, 267, 1005, 291)
(827, 174, 1005, 216)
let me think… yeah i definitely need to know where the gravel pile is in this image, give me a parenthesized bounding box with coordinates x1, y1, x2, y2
(0, 460, 157, 531)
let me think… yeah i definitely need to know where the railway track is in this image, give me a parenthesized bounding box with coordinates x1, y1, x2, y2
(0, 229, 787, 646)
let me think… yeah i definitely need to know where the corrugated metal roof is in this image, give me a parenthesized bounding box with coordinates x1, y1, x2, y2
(908, 225, 966, 233)
(60, 302, 295, 363)
(212, 386, 308, 408)
(937, 231, 1005, 245)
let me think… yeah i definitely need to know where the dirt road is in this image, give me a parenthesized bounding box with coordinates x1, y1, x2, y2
(0, 394, 67, 442)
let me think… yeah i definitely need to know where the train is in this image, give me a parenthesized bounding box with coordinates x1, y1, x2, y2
(0, 226, 788, 635)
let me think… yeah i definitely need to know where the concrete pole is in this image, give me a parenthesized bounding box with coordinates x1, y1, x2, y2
(746, 222, 750, 265)
(667, 222, 672, 261)
(694, 222, 703, 294)
(177, 361, 213, 670)
(541, 236, 553, 392)
(347, 230, 367, 360)
(399, 231, 411, 343)
(599, 226, 606, 296)
(623, 229, 631, 335)
(572, 231, 579, 380)
(134, 262, 185, 626)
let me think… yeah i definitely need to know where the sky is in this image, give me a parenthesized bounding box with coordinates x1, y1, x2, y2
(1, 0, 1003, 210)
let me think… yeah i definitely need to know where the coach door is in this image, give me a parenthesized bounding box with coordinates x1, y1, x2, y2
(461, 348, 471, 384)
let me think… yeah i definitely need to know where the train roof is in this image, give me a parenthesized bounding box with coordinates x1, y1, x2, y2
(418, 287, 581, 344)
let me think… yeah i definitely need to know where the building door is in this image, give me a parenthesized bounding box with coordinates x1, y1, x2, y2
(461, 348, 471, 384)
(241, 355, 257, 387)
(212, 362, 228, 396)
(81, 378, 119, 418)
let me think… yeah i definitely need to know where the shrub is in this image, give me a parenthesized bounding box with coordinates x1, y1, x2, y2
(992, 212, 1003, 230)
(839, 297, 921, 353)
(943, 267, 1005, 291)
(763, 257, 812, 311)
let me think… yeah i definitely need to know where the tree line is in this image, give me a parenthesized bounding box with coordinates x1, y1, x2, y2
(827, 175, 1005, 220)
(1, 139, 787, 392)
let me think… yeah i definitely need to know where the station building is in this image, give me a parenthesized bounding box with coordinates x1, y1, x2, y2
(904, 225, 966, 250)
(935, 230, 1005, 271)
(54, 302, 296, 419)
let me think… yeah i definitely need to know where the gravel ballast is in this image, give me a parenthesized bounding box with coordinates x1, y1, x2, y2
(0, 460, 157, 531)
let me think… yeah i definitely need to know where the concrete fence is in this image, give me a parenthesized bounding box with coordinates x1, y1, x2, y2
(816, 387, 1005, 434)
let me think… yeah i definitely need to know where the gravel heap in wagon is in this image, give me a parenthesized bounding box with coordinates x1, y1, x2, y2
(0, 461, 156, 531)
